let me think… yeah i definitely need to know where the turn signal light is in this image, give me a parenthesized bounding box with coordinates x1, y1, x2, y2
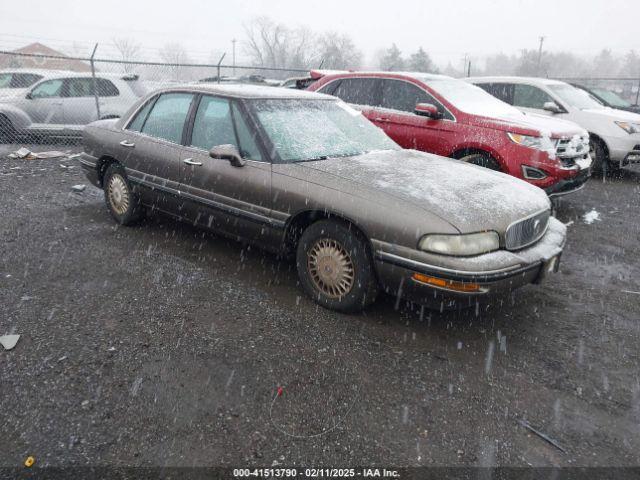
(412, 273, 482, 293)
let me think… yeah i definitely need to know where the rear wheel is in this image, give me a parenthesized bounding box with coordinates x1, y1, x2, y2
(103, 163, 145, 225)
(296, 220, 378, 312)
(459, 152, 501, 171)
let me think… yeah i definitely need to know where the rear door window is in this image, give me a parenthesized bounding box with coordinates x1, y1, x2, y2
(63, 78, 120, 97)
(96, 79, 119, 97)
(328, 78, 381, 107)
(141, 92, 194, 144)
(64, 78, 94, 97)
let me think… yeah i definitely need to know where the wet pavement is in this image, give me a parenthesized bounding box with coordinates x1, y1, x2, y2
(1, 144, 639, 468)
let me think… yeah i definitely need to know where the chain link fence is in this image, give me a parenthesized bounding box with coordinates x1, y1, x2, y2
(0, 50, 309, 145)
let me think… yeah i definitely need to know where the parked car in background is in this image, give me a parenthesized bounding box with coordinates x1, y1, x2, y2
(468, 76, 640, 172)
(308, 71, 591, 197)
(0, 69, 48, 98)
(570, 83, 640, 114)
(0, 71, 145, 142)
(79, 84, 566, 312)
(280, 76, 317, 89)
(199, 74, 280, 86)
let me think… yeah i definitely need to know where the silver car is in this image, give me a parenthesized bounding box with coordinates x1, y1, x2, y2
(79, 84, 566, 312)
(0, 69, 145, 142)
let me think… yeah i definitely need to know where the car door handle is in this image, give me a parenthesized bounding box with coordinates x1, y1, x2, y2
(373, 117, 390, 123)
(119, 140, 135, 148)
(183, 158, 203, 166)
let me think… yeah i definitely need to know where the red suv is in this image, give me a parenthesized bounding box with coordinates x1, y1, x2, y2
(308, 72, 592, 196)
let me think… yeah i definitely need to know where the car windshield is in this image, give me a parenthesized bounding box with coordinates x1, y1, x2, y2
(250, 99, 399, 162)
(549, 84, 605, 110)
(0, 72, 43, 89)
(591, 88, 632, 108)
(423, 78, 521, 117)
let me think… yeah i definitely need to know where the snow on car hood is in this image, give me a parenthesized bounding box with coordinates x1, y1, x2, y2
(470, 110, 584, 137)
(301, 149, 550, 234)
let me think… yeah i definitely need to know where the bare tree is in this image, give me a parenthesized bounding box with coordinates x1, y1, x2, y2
(243, 17, 324, 77)
(159, 43, 191, 81)
(317, 33, 362, 70)
(112, 38, 141, 73)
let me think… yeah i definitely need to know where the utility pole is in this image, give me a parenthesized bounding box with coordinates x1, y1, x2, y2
(462, 53, 468, 76)
(537, 36, 545, 74)
(232, 38, 237, 76)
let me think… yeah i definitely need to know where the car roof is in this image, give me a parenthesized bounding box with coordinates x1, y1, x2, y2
(155, 83, 336, 100)
(0, 68, 75, 78)
(0, 68, 138, 81)
(319, 70, 453, 82)
(466, 76, 568, 86)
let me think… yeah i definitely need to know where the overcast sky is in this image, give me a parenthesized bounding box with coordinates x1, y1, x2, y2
(0, 0, 638, 66)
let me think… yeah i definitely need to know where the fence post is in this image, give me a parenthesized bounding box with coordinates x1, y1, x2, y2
(90, 43, 101, 121)
(635, 78, 640, 106)
(216, 53, 226, 83)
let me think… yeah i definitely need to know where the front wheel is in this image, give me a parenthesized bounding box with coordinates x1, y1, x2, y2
(103, 163, 145, 225)
(459, 152, 501, 171)
(590, 137, 617, 174)
(296, 220, 378, 312)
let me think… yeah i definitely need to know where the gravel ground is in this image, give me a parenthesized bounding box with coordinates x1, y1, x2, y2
(0, 144, 639, 470)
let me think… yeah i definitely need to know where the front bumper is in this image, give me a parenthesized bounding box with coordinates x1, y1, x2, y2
(372, 217, 566, 307)
(604, 134, 640, 165)
(545, 164, 591, 197)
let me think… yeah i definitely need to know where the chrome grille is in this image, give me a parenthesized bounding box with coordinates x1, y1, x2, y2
(555, 134, 589, 161)
(505, 210, 550, 250)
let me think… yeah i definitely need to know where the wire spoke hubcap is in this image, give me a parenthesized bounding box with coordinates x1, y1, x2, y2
(107, 174, 130, 215)
(307, 238, 355, 299)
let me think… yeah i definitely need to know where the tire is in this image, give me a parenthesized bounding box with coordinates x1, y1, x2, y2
(296, 220, 378, 312)
(0, 115, 17, 144)
(459, 152, 501, 171)
(103, 163, 145, 225)
(590, 137, 617, 174)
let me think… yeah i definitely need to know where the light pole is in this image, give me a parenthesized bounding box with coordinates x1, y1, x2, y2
(537, 36, 545, 74)
(232, 38, 237, 76)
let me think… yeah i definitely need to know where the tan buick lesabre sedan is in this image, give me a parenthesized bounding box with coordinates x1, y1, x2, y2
(79, 84, 566, 312)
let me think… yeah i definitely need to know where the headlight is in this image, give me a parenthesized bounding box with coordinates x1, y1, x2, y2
(507, 132, 556, 156)
(418, 231, 500, 256)
(614, 121, 640, 134)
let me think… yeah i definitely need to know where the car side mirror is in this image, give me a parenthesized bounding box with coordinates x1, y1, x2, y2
(25, 92, 33, 99)
(209, 144, 246, 167)
(415, 103, 441, 119)
(543, 101, 562, 114)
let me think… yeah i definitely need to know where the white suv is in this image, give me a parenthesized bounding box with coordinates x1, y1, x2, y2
(0, 69, 146, 142)
(467, 76, 640, 172)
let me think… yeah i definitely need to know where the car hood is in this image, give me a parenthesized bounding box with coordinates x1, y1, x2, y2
(581, 106, 640, 122)
(299, 149, 550, 234)
(468, 110, 584, 137)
